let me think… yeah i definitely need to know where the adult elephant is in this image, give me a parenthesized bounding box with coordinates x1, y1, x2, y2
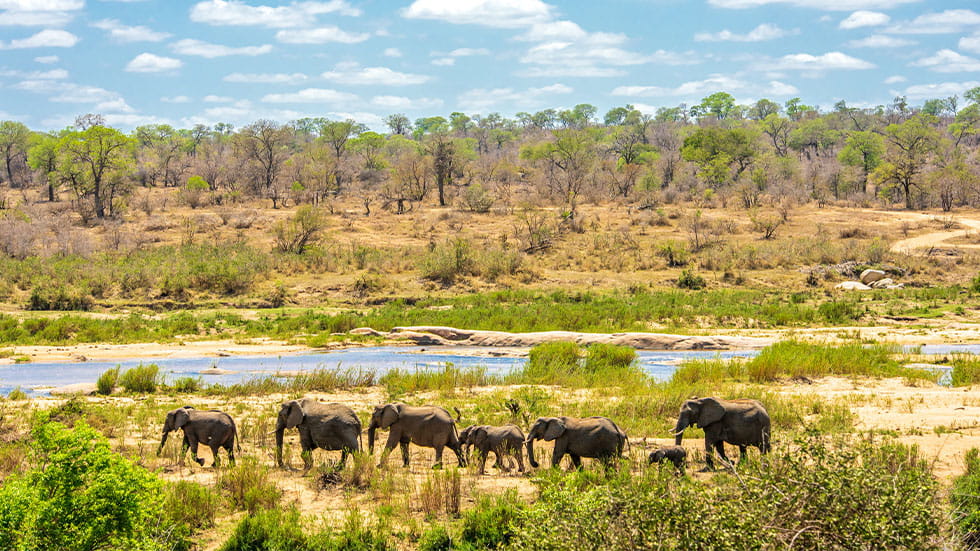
(275, 398, 361, 471)
(673, 397, 770, 471)
(367, 403, 465, 469)
(525, 416, 627, 469)
(158, 406, 239, 467)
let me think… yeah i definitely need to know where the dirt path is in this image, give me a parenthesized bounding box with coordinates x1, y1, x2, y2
(887, 211, 980, 253)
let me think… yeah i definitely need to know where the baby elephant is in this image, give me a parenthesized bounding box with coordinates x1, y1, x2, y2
(158, 406, 239, 467)
(649, 445, 687, 472)
(460, 424, 526, 475)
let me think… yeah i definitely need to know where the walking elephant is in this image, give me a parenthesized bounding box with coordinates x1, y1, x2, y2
(673, 397, 770, 471)
(460, 424, 526, 475)
(367, 403, 465, 469)
(158, 406, 239, 467)
(649, 445, 687, 472)
(275, 398, 361, 471)
(525, 416, 627, 469)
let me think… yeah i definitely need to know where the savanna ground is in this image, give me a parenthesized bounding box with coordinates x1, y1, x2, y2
(8, 196, 980, 548)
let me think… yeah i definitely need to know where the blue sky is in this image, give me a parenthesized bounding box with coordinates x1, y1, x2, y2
(1, 0, 979, 131)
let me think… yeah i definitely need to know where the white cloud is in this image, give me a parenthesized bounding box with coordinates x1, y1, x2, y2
(262, 88, 359, 103)
(886, 10, 980, 34)
(839, 10, 889, 29)
(612, 75, 798, 99)
(95, 98, 135, 113)
(383, 47, 402, 57)
(694, 23, 794, 42)
(224, 72, 308, 84)
(902, 80, 980, 100)
(457, 83, 572, 111)
(709, 0, 917, 9)
(961, 33, 980, 55)
(0, 0, 83, 27)
(190, 0, 361, 28)
(92, 19, 171, 42)
(402, 0, 553, 28)
(34, 54, 58, 63)
(884, 75, 907, 84)
(171, 38, 272, 58)
(431, 47, 490, 66)
(520, 36, 695, 78)
(370, 95, 444, 110)
(203, 95, 236, 103)
(14, 79, 126, 108)
(161, 95, 191, 103)
(125, 52, 183, 73)
(275, 26, 370, 44)
(103, 113, 175, 128)
(321, 63, 430, 85)
(0, 29, 78, 49)
(0, 68, 68, 79)
(846, 34, 915, 48)
(432, 58, 456, 66)
(910, 49, 980, 73)
(516, 20, 588, 42)
(766, 51, 875, 71)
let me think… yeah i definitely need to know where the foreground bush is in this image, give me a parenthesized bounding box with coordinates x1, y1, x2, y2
(0, 420, 185, 550)
(219, 508, 392, 551)
(507, 436, 944, 550)
(953, 448, 980, 546)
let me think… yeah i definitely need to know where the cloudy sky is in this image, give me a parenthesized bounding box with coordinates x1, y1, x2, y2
(1, 0, 978, 130)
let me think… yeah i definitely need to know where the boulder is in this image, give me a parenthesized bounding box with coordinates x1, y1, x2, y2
(870, 278, 894, 289)
(49, 383, 98, 396)
(860, 269, 886, 285)
(835, 281, 872, 290)
(350, 327, 386, 337)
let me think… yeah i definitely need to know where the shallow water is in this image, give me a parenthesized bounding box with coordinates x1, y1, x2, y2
(0, 346, 759, 396)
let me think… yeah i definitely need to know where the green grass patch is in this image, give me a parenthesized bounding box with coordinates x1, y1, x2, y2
(951, 354, 980, 387)
(380, 364, 496, 397)
(507, 342, 645, 387)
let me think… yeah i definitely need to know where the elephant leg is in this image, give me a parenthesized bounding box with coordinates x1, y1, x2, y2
(225, 441, 236, 466)
(516, 448, 526, 473)
(433, 444, 445, 469)
(377, 432, 399, 468)
(569, 454, 582, 470)
(701, 439, 716, 472)
(451, 442, 466, 468)
(186, 435, 204, 466)
(400, 440, 411, 468)
(339, 448, 349, 467)
(738, 445, 748, 463)
(478, 450, 487, 475)
(209, 443, 222, 468)
(715, 441, 734, 469)
(300, 448, 314, 472)
(551, 441, 567, 468)
(495, 450, 511, 473)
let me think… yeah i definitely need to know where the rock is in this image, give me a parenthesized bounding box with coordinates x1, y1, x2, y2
(350, 327, 386, 337)
(390, 327, 771, 350)
(886, 283, 905, 289)
(860, 269, 886, 285)
(198, 367, 236, 375)
(389, 330, 451, 346)
(835, 281, 872, 290)
(49, 383, 98, 396)
(870, 278, 894, 289)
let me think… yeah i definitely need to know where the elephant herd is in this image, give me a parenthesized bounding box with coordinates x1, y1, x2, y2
(157, 397, 772, 473)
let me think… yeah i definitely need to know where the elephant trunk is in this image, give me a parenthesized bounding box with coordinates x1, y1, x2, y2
(274, 421, 286, 468)
(673, 415, 689, 446)
(367, 422, 378, 455)
(526, 438, 538, 468)
(157, 430, 169, 455)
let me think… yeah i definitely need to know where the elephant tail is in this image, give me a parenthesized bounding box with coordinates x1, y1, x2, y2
(232, 418, 241, 453)
(452, 407, 462, 422)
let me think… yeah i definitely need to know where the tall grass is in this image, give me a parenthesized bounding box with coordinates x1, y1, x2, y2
(380, 364, 496, 397)
(96, 367, 119, 396)
(205, 367, 376, 397)
(951, 354, 980, 387)
(745, 340, 911, 381)
(118, 364, 160, 393)
(507, 342, 644, 387)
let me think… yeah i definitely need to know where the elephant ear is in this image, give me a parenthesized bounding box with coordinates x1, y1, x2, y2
(380, 404, 401, 428)
(473, 426, 489, 447)
(697, 397, 726, 427)
(174, 408, 191, 429)
(542, 418, 566, 441)
(285, 400, 304, 429)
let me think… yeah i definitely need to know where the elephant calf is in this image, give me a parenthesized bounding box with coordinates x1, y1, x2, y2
(158, 406, 239, 467)
(368, 403, 465, 469)
(649, 445, 687, 472)
(460, 424, 526, 475)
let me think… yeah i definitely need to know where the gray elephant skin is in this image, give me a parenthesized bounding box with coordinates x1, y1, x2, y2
(460, 424, 526, 475)
(525, 416, 627, 469)
(368, 403, 465, 468)
(275, 398, 361, 471)
(673, 397, 770, 470)
(649, 445, 687, 471)
(158, 406, 239, 467)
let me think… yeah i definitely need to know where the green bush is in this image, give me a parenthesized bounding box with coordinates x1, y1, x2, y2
(584, 343, 636, 371)
(507, 437, 941, 550)
(457, 491, 524, 550)
(218, 456, 282, 513)
(420, 238, 476, 284)
(418, 525, 452, 551)
(818, 300, 860, 323)
(170, 376, 202, 393)
(953, 448, 980, 546)
(0, 420, 186, 551)
(745, 340, 906, 382)
(7, 387, 26, 400)
(511, 342, 645, 387)
(96, 366, 119, 395)
(516, 341, 581, 383)
(951, 355, 980, 387)
(219, 508, 307, 551)
(164, 480, 219, 533)
(119, 363, 160, 393)
(675, 269, 705, 290)
(26, 284, 94, 311)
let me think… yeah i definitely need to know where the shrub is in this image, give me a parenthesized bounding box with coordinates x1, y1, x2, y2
(952, 355, 980, 387)
(96, 366, 119, 395)
(818, 300, 860, 323)
(274, 205, 326, 255)
(584, 343, 636, 371)
(0, 421, 185, 551)
(219, 508, 307, 551)
(6, 387, 26, 400)
(954, 448, 980, 546)
(461, 183, 495, 213)
(656, 241, 689, 267)
(418, 525, 452, 551)
(745, 340, 904, 382)
(419, 238, 476, 284)
(170, 376, 202, 393)
(218, 456, 281, 513)
(457, 491, 525, 549)
(517, 341, 581, 383)
(676, 269, 706, 290)
(119, 364, 160, 393)
(164, 480, 219, 533)
(26, 284, 93, 311)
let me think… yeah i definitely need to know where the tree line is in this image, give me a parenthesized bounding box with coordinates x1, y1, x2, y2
(1, 89, 979, 220)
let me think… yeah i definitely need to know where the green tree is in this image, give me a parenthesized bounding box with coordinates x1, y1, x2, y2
(349, 131, 387, 170)
(871, 114, 941, 209)
(521, 128, 600, 209)
(57, 124, 134, 218)
(838, 130, 885, 193)
(604, 104, 643, 126)
(27, 132, 60, 201)
(234, 119, 294, 206)
(690, 92, 738, 121)
(950, 103, 980, 148)
(681, 126, 760, 185)
(785, 97, 816, 121)
(788, 117, 840, 160)
(0, 120, 32, 188)
(384, 113, 411, 136)
(759, 114, 792, 156)
(748, 98, 781, 120)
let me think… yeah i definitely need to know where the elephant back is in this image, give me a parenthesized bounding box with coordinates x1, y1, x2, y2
(306, 402, 361, 426)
